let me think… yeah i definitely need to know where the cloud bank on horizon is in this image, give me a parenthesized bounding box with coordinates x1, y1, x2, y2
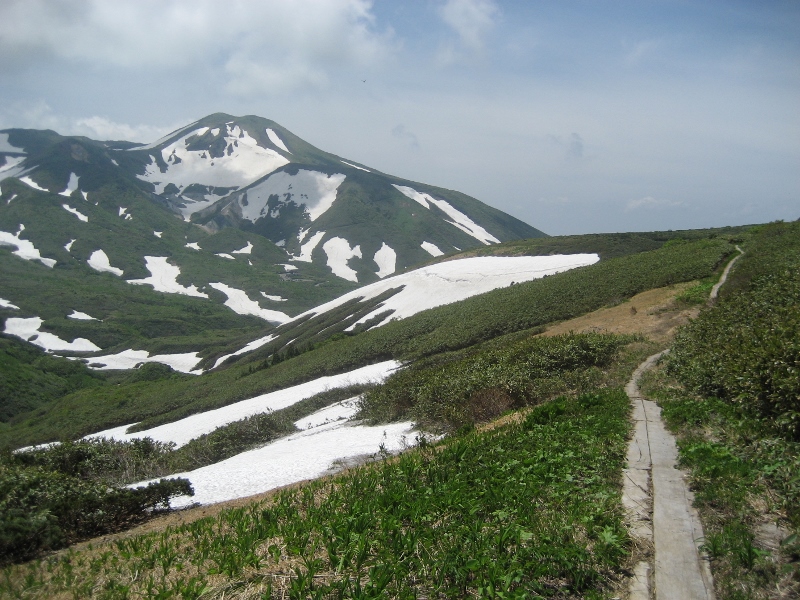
(0, 0, 797, 235)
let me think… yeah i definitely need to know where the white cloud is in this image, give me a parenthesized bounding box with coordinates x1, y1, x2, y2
(0, 0, 393, 95)
(436, 0, 499, 66)
(626, 196, 685, 211)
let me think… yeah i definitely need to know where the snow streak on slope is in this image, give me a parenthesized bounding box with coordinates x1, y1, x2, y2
(265, 128, 291, 153)
(62, 204, 88, 222)
(127, 256, 208, 297)
(89, 360, 400, 447)
(373, 243, 396, 278)
(0, 227, 56, 267)
(212, 334, 275, 369)
(421, 241, 444, 257)
(87, 250, 123, 276)
(59, 173, 79, 197)
(393, 184, 500, 245)
(208, 283, 290, 323)
(292, 230, 325, 262)
(238, 170, 346, 223)
(0, 297, 20, 310)
(136, 125, 289, 193)
(294, 254, 600, 331)
(340, 160, 369, 172)
(4, 317, 101, 352)
(0, 156, 26, 178)
(68, 310, 98, 321)
(323, 237, 362, 282)
(19, 176, 48, 192)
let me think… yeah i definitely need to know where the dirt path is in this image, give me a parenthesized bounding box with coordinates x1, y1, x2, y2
(708, 245, 743, 303)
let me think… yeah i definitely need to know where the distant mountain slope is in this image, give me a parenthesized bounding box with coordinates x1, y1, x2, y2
(1, 113, 544, 371)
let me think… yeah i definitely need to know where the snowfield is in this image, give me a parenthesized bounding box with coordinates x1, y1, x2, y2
(144, 418, 417, 508)
(128, 256, 208, 298)
(0, 226, 56, 267)
(136, 124, 289, 193)
(87, 250, 123, 276)
(5, 316, 101, 352)
(293, 254, 600, 332)
(88, 360, 401, 448)
(79, 349, 202, 373)
(323, 237, 362, 282)
(0, 133, 25, 153)
(237, 170, 346, 223)
(208, 282, 290, 323)
(393, 185, 500, 245)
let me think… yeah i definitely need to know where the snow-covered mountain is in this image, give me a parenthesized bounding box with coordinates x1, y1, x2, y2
(0, 113, 545, 371)
(1, 113, 542, 285)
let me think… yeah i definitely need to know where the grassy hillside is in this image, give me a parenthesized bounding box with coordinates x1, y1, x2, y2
(0, 233, 736, 448)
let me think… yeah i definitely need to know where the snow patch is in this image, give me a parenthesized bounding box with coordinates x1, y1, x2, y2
(261, 292, 287, 302)
(110, 159, 119, 166)
(0, 297, 19, 310)
(294, 254, 600, 332)
(0, 228, 56, 267)
(238, 170, 346, 223)
(62, 204, 88, 222)
(129, 120, 200, 151)
(4, 316, 101, 352)
(340, 160, 370, 172)
(136, 125, 289, 193)
(393, 185, 500, 245)
(266, 128, 291, 153)
(323, 237, 362, 282)
(90, 360, 400, 449)
(292, 230, 325, 262)
(59, 173, 79, 197)
(6, 194, 18, 204)
(215, 253, 235, 260)
(81, 191, 88, 201)
(87, 250, 123, 276)
(20, 176, 48, 192)
(185, 242, 201, 250)
(293, 398, 359, 430)
(68, 310, 98, 321)
(153, 231, 162, 238)
(232, 241, 253, 254)
(209, 283, 290, 323)
(281, 264, 298, 272)
(64, 239, 76, 251)
(212, 334, 275, 369)
(421, 241, 444, 257)
(80, 349, 202, 374)
(128, 256, 208, 298)
(0, 133, 25, 153)
(118, 207, 127, 216)
(373, 243, 396, 278)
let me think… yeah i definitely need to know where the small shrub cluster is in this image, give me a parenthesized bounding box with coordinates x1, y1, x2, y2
(668, 222, 800, 438)
(0, 454, 191, 564)
(360, 332, 628, 428)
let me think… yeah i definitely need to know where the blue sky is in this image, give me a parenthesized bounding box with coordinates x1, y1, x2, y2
(1, 0, 797, 234)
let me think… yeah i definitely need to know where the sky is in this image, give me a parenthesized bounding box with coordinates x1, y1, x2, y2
(0, 0, 797, 235)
